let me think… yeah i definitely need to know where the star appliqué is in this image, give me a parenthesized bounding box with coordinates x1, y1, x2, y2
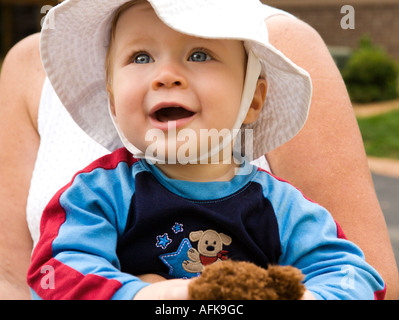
(172, 222, 184, 234)
(159, 238, 200, 279)
(155, 233, 172, 249)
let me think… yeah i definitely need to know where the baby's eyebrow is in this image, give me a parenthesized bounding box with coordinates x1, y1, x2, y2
(112, 36, 154, 61)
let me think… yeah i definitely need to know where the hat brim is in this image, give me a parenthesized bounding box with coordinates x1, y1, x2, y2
(41, 0, 312, 157)
(243, 41, 312, 159)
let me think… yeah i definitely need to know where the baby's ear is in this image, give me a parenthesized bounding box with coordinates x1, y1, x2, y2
(243, 78, 267, 124)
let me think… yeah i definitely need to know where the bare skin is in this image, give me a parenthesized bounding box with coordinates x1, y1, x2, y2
(0, 15, 397, 300)
(0, 33, 43, 299)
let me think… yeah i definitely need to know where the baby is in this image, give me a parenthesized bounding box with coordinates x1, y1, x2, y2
(27, 0, 385, 300)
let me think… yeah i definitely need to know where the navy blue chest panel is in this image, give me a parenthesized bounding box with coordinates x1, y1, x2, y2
(116, 171, 281, 279)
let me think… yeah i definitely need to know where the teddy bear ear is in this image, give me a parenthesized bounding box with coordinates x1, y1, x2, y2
(220, 233, 232, 246)
(189, 230, 204, 242)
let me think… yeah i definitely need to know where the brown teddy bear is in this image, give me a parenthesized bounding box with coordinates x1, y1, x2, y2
(188, 260, 306, 300)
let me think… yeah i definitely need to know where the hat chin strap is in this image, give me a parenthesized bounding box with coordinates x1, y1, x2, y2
(109, 50, 262, 163)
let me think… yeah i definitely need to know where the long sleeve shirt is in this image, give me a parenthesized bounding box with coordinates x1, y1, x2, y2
(27, 148, 385, 300)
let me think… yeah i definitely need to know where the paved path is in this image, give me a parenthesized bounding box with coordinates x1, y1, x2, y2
(372, 172, 399, 267)
(353, 99, 399, 118)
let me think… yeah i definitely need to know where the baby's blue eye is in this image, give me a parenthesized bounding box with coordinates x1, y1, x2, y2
(189, 51, 211, 62)
(134, 53, 154, 64)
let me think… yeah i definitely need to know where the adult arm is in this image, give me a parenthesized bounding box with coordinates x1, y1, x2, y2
(266, 15, 398, 299)
(0, 33, 44, 299)
(257, 170, 385, 299)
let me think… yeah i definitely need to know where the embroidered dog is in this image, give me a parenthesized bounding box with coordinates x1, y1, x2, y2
(182, 229, 232, 273)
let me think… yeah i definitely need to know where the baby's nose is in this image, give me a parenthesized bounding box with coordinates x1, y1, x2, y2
(151, 65, 188, 90)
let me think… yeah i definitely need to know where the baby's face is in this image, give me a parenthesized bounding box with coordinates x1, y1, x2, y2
(108, 2, 247, 162)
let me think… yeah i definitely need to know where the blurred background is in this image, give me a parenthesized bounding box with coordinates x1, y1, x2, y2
(1, 0, 399, 265)
(1, 0, 60, 56)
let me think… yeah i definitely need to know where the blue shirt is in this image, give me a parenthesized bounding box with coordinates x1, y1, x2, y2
(27, 148, 385, 300)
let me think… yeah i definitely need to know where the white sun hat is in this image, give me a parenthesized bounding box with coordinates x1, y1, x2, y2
(40, 0, 312, 161)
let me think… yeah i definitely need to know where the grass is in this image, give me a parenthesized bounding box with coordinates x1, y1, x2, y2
(357, 109, 399, 160)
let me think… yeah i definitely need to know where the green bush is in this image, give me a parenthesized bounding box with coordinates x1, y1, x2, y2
(342, 36, 399, 103)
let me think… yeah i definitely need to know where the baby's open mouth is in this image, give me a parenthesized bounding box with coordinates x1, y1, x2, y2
(151, 106, 195, 123)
